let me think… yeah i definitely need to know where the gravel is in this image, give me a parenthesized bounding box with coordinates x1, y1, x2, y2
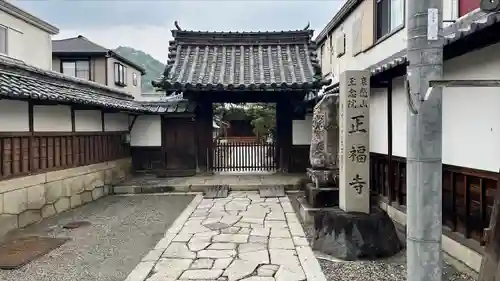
(0, 194, 194, 281)
(288, 193, 479, 281)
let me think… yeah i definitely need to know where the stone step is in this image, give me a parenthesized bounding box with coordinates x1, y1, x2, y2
(258, 185, 286, 198)
(203, 185, 230, 199)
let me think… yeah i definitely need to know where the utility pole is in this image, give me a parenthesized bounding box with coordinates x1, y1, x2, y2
(406, 0, 443, 280)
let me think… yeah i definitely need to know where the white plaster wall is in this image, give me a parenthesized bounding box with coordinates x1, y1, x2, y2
(130, 115, 161, 146)
(369, 89, 388, 154)
(0, 10, 53, 70)
(442, 43, 500, 172)
(391, 76, 407, 158)
(292, 114, 313, 145)
(319, 0, 458, 83)
(33, 105, 71, 132)
(104, 113, 129, 132)
(74, 110, 102, 132)
(0, 99, 29, 132)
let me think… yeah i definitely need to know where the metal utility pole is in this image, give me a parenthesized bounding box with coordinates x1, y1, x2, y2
(406, 0, 444, 280)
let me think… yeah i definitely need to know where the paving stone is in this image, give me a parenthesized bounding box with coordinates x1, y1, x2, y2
(223, 260, 259, 281)
(198, 249, 237, 259)
(269, 238, 294, 249)
(240, 217, 264, 224)
(249, 235, 268, 244)
(264, 221, 288, 229)
(239, 250, 269, 264)
(179, 269, 224, 279)
(296, 246, 327, 281)
(162, 242, 196, 259)
(238, 227, 251, 234)
(240, 277, 275, 281)
(257, 264, 279, 277)
(285, 213, 300, 224)
(234, 222, 252, 228)
(191, 258, 214, 269)
(142, 248, 165, 262)
(239, 210, 268, 218)
(149, 258, 192, 279)
(220, 215, 242, 226)
(238, 243, 267, 253)
(292, 236, 309, 246)
(250, 226, 270, 237)
(221, 226, 241, 234)
(288, 223, 306, 237)
(203, 217, 224, 225)
(205, 222, 231, 230)
(280, 202, 294, 213)
(266, 212, 286, 221)
(173, 232, 194, 242)
(191, 230, 219, 241)
(182, 224, 213, 234)
(209, 242, 237, 250)
(264, 198, 280, 203)
(213, 234, 249, 243)
(125, 261, 155, 281)
(225, 203, 248, 211)
(213, 258, 234, 269)
(188, 240, 210, 251)
(270, 228, 291, 238)
(274, 266, 305, 281)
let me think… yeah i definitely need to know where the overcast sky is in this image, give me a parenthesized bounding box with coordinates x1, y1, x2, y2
(13, 0, 344, 63)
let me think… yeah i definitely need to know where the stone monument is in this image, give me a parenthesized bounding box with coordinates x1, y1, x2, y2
(305, 93, 340, 208)
(311, 70, 402, 261)
(338, 70, 370, 214)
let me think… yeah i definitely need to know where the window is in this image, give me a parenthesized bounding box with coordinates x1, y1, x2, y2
(132, 72, 138, 86)
(114, 62, 127, 86)
(0, 26, 7, 54)
(376, 0, 404, 40)
(62, 60, 90, 79)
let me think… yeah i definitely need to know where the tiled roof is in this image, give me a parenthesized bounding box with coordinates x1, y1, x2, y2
(139, 100, 197, 114)
(0, 56, 153, 112)
(153, 26, 330, 91)
(53, 36, 146, 74)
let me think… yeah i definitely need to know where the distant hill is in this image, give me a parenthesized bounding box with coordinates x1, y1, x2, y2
(114, 46, 165, 93)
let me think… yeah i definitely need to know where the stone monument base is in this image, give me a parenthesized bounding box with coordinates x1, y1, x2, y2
(304, 183, 339, 208)
(312, 207, 402, 261)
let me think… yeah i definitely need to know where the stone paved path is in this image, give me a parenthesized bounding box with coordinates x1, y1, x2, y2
(125, 192, 326, 281)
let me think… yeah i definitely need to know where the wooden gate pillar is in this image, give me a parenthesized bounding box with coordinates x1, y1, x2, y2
(276, 97, 293, 173)
(195, 98, 213, 173)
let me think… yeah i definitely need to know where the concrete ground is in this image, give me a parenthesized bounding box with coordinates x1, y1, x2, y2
(126, 191, 326, 281)
(0, 194, 195, 281)
(287, 193, 479, 281)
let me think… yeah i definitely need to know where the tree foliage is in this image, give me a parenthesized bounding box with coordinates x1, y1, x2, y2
(213, 103, 276, 141)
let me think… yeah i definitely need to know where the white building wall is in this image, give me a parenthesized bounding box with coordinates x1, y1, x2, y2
(33, 105, 71, 132)
(0, 9, 54, 70)
(369, 89, 388, 154)
(442, 43, 500, 172)
(0, 99, 29, 131)
(292, 114, 313, 145)
(74, 110, 102, 132)
(320, 0, 458, 84)
(130, 115, 161, 146)
(391, 76, 407, 158)
(104, 113, 129, 132)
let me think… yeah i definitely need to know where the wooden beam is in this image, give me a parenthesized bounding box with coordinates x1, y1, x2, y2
(478, 169, 500, 281)
(101, 110, 105, 132)
(128, 115, 138, 132)
(70, 106, 76, 132)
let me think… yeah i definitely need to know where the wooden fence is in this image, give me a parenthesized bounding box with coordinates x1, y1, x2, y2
(212, 140, 276, 172)
(371, 152, 495, 245)
(0, 132, 129, 180)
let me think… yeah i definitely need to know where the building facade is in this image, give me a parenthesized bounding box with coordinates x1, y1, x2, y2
(310, 0, 497, 272)
(52, 35, 146, 99)
(0, 0, 58, 69)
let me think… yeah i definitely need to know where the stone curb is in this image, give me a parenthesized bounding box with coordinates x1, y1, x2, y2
(123, 194, 203, 281)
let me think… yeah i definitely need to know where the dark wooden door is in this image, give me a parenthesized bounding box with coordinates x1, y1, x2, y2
(162, 117, 196, 171)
